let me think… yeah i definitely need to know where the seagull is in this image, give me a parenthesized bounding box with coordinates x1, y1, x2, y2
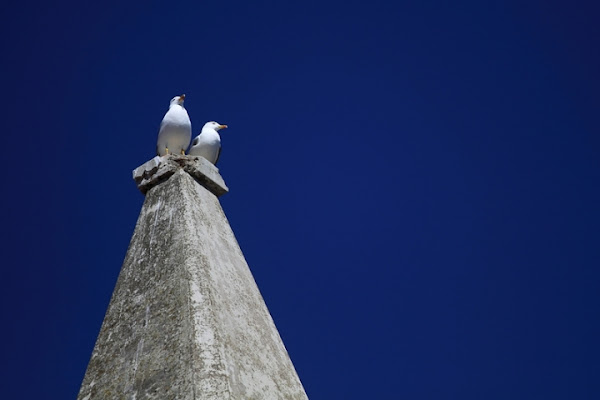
(156, 94, 191, 156)
(188, 121, 228, 164)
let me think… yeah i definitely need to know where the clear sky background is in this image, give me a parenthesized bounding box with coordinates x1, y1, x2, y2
(2, 0, 599, 398)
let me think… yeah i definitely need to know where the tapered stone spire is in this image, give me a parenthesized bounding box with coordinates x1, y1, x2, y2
(78, 155, 308, 400)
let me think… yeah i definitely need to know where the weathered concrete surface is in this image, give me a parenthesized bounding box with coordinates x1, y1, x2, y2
(78, 159, 307, 400)
(133, 154, 228, 196)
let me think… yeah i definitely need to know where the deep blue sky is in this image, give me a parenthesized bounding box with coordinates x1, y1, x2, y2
(2, 0, 599, 398)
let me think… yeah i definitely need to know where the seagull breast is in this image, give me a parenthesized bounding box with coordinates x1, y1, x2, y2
(189, 129, 221, 164)
(156, 98, 192, 156)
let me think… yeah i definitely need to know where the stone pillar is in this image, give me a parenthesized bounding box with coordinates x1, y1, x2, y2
(78, 155, 308, 400)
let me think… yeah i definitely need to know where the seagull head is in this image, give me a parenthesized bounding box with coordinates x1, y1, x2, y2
(169, 94, 186, 107)
(202, 121, 228, 132)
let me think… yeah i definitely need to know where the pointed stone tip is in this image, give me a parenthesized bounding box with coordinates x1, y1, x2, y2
(133, 155, 229, 197)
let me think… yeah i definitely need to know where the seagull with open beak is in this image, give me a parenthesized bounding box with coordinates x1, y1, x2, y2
(156, 94, 192, 156)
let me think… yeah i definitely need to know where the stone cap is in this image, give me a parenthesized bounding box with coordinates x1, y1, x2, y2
(133, 155, 229, 197)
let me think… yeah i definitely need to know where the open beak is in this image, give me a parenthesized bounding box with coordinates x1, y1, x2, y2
(219, 124, 228, 130)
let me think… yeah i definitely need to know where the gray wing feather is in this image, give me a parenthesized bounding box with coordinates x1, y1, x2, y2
(215, 146, 221, 165)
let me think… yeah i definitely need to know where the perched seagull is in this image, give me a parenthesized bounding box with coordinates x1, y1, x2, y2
(156, 94, 191, 156)
(188, 121, 228, 164)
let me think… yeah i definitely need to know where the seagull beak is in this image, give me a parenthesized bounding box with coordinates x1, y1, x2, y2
(219, 124, 228, 130)
(180, 94, 186, 100)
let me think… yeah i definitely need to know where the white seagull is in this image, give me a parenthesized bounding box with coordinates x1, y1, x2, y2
(156, 94, 191, 156)
(188, 121, 228, 165)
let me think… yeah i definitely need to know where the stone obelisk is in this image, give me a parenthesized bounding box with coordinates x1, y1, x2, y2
(78, 155, 308, 400)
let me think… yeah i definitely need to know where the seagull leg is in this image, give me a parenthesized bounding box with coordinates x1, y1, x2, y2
(165, 148, 170, 155)
(181, 149, 186, 155)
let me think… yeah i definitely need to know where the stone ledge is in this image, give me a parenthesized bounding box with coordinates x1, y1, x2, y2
(133, 155, 229, 197)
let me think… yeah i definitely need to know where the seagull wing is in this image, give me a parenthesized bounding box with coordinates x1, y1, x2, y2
(215, 146, 221, 165)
